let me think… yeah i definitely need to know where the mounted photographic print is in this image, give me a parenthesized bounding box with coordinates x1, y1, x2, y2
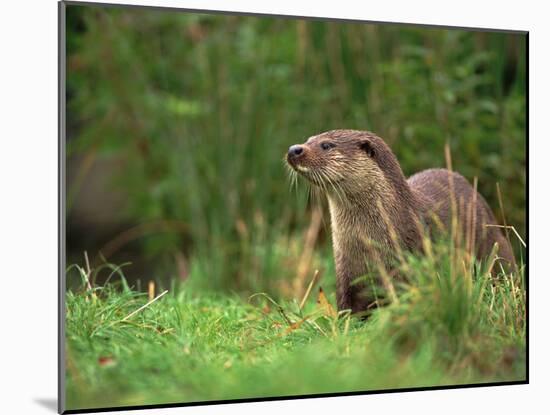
(59, 1, 528, 413)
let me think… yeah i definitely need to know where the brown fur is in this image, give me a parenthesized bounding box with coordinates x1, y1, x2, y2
(286, 129, 515, 313)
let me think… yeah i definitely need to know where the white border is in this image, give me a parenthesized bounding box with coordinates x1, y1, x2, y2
(1, 0, 546, 414)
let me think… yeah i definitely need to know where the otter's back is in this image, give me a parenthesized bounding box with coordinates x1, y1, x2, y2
(407, 168, 515, 266)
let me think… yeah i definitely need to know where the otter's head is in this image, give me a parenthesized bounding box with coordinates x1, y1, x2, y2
(286, 130, 403, 199)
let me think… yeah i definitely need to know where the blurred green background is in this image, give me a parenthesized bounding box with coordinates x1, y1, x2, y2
(66, 4, 526, 296)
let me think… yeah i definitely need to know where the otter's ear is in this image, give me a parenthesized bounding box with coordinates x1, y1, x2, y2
(359, 140, 375, 157)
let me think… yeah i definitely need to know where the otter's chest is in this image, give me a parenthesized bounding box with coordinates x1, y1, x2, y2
(328, 205, 392, 269)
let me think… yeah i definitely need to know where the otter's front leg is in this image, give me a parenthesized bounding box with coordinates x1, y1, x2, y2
(336, 274, 352, 311)
(336, 270, 369, 314)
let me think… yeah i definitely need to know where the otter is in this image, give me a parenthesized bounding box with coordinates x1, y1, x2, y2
(286, 129, 515, 314)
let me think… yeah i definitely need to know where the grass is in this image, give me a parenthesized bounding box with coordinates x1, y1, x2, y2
(65, 240, 526, 411)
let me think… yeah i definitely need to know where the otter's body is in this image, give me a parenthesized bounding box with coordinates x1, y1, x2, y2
(286, 129, 515, 313)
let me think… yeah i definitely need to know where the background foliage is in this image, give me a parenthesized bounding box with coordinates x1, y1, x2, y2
(66, 5, 526, 295)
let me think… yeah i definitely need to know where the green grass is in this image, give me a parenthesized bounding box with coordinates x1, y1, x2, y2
(65, 241, 526, 411)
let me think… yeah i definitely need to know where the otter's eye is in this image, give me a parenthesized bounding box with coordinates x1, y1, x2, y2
(320, 142, 335, 150)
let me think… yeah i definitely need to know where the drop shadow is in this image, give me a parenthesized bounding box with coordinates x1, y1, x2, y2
(34, 398, 58, 413)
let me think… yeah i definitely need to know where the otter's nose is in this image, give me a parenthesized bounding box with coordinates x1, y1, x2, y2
(288, 145, 304, 158)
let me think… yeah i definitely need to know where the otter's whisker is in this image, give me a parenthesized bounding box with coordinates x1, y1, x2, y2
(291, 169, 298, 194)
(312, 170, 328, 207)
(316, 170, 330, 199)
(324, 167, 347, 204)
(284, 162, 300, 195)
(321, 166, 346, 205)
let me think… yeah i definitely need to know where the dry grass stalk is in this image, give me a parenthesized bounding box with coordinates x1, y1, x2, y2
(372, 250, 398, 305)
(299, 269, 321, 310)
(485, 224, 526, 248)
(293, 206, 323, 296)
(496, 182, 513, 247)
(469, 177, 479, 267)
(83, 251, 93, 292)
(445, 143, 458, 281)
(122, 290, 168, 322)
(99, 220, 191, 259)
(82, 251, 98, 302)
